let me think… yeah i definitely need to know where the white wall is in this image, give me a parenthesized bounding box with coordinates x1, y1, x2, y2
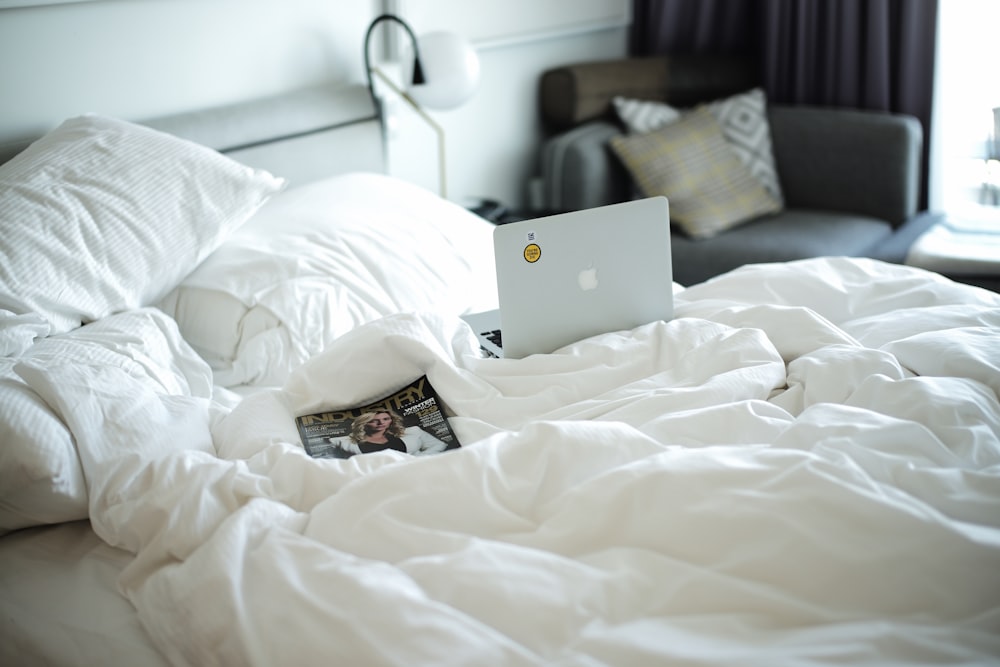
(381, 0, 630, 207)
(398, 0, 629, 46)
(382, 26, 628, 208)
(0, 0, 628, 208)
(0, 0, 374, 138)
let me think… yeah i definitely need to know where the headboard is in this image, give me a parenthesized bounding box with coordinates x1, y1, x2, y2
(0, 82, 385, 187)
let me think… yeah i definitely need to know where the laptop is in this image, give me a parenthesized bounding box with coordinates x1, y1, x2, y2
(463, 196, 674, 359)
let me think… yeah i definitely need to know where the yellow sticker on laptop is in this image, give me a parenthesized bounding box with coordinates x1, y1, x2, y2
(523, 243, 541, 263)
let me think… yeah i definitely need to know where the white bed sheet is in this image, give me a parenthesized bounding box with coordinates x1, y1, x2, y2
(0, 521, 169, 667)
(7, 257, 1000, 666)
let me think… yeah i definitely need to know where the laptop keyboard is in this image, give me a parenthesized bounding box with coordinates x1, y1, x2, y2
(482, 329, 503, 348)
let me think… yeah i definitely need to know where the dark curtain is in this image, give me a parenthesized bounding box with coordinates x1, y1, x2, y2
(758, 1, 937, 117)
(630, 0, 938, 208)
(630, 0, 758, 56)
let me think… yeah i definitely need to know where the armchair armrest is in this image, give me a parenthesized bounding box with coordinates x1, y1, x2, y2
(768, 106, 922, 226)
(539, 120, 630, 211)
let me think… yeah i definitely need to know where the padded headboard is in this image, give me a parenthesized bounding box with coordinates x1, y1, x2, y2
(539, 55, 758, 133)
(0, 83, 385, 187)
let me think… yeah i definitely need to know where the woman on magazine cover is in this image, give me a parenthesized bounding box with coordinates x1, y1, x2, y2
(326, 409, 449, 458)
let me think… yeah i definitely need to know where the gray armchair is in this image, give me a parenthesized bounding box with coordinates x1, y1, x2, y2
(536, 56, 939, 285)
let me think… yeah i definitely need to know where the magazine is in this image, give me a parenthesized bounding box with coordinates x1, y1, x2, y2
(295, 375, 461, 459)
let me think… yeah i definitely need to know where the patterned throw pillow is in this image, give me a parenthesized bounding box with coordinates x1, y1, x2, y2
(609, 107, 782, 239)
(613, 88, 784, 205)
(707, 89, 784, 204)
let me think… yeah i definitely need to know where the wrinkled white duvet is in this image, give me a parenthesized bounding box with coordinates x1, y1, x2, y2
(18, 258, 1000, 665)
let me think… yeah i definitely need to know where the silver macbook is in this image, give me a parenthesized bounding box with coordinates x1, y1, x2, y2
(464, 196, 673, 359)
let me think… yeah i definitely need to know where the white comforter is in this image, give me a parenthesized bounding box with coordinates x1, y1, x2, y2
(18, 258, 1000, 666)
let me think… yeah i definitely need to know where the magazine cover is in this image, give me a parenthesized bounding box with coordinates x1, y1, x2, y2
(295, 375, 462, 459)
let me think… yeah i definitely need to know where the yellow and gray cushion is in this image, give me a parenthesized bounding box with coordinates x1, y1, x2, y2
(610, 107, 782, 239)
(614, 88, 784, 205)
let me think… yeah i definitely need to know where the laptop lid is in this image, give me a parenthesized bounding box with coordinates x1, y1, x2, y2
(490, 196, 673, 359)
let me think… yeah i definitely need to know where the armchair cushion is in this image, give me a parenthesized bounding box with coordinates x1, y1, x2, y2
(669, 209, 895, 285)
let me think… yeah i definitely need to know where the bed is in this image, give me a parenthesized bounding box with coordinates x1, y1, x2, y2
(1, 82, 999, 667)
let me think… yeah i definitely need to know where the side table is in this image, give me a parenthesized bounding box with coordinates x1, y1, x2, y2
(905, 210, 1000, 292)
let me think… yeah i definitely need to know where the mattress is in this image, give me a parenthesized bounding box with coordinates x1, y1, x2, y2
(0, 521, 170, 667)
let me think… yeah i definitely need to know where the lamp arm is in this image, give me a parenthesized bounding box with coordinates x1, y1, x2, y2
(371, 66, 447, 199)
(363, 13, 425, 109)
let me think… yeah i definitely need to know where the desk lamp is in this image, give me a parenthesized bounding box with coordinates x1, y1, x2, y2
(363, 14, 480, 199)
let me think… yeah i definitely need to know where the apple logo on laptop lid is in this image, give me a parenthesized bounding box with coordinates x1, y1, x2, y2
(577, 264, 598, 291)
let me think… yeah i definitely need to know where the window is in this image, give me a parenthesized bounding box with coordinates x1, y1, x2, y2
(931, 0, 1000, 214)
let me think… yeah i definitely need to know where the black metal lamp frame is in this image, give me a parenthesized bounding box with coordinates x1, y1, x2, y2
(363, 13, 426, 112)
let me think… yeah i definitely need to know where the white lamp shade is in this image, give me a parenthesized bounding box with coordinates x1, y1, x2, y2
(405, 31, 480, 110)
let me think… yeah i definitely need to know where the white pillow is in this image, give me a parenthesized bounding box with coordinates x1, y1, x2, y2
(0, 308, 213, 535)
(158, 172, 500, 387)
(612, 96, 682, 134)
(0, 114, 285, 334)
